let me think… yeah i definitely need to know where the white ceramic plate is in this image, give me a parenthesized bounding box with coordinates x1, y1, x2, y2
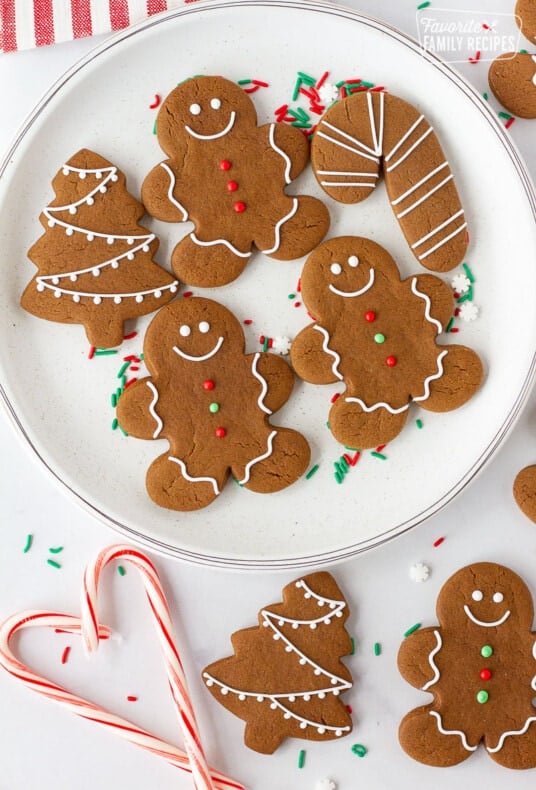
(1, 0, 535, 569)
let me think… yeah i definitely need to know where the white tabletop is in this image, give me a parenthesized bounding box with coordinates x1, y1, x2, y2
(1, 1, 536, 788)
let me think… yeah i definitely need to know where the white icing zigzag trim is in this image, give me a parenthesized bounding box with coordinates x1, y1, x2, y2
(190, 232, 251, 259)
(185, 111, 236, 140)
(146, 381, 163, 439)
(295, 578, 345, 608)
(329, 268, 375, 298)
(160, 162, 189, 221)
(36, 236, 155, 283)
(173, 336, 224, 363)
(487, 717, 536, 754)
(421, 630, 442, 691)
(463, 605, 511, 628)
(410, 277, 443, 335)
(313, 325, 343, 381)
(429, 711, 478, 752)
(268, 123, 292, 184)
(44, 210, 154, 244)
(260, 198, 298, 255)
(238, 430, 277, 485)
(35, 280, 178, 304)
(168, 457, 220, 496)
(251, 353, 272, 415)
(51, 165, 119, 213)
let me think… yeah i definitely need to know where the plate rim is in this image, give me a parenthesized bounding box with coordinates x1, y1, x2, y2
(1, 0, 536, 571)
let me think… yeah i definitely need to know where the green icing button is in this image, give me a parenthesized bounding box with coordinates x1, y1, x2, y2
(481, 645, 493, 658)
(209, 402, 220, 414)
(374, 333, 385, 344)
(476, 690, 489, 704)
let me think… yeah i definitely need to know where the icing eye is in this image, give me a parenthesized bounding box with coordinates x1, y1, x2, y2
(210, 98, 221, 110)
(348, 255, 359, 267)
(189, 103, 201, 116)
(472, 590, 483, 601)
(493, 592, 504, 603)
(330, 262, 342, 275)
(198, 321, 210, 334)
(179, 325, 191, 337)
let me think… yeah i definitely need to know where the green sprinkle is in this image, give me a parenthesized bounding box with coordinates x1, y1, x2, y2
(47, 559, 61, 569)
(374, 642, 381, 656)
(117, 565, 126, 576)
(94, 348, 118, 356)
(481, 645, 493, 658)
(476, 690, 489, 704)
(209, 402, 220, 413)
(374, 333, 385, 344)
(370, 451, 387, 460)
(417, 1, 431, 8)
(335, 471, 343, 484)
(288, 293, 296, 299)
(298, 749, 306, 769)
(262, 337, 269, 352)
(344, 446, 360, 451)
(119, 424, 129, 437)
(121, 375, 127, 387)
(237, 78, 251, 85)
(350, 637, 356, 655)
(305, 464, 320, 479)
(117, 361, 130, 378)
(520, 48, 527, 54)
(351, 744, 367, 757)
(139, 353, 144, 361)
(358, 81, 374, 88)
(457, 285, 473, 303)
(152, 119, 157, 135)
(498, 111, 512, 120)
(111, 418, 119, 430)
(325, 421, 330, 429)
(445, 316, 455, 333)
(335, 79, 345, 88)
(48, 546, 64, 554)
(462, 263, 475, 283)
(111, 393, 117, 408)
(233, 477, 244, 487)
(23, 534, 33, 553)
(297, 71, 316, 86)
(292, 79, 301, 102)
(116, 387, 123, 400)
(482, 91, 488, 101)
(404, 622, 421, 638)
(416, 419, 423, 429)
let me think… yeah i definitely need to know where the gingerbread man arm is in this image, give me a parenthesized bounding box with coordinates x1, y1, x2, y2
(403, 273, 454, 333)
(141, 160, 189, 223)
(116, 377, 164, 440)
(264, 122, 310, 180)
(290, 324, 343, 385)
(398, 627, 444, 691)
(246, 352, 295, 413)
(420, 344, 484, 413)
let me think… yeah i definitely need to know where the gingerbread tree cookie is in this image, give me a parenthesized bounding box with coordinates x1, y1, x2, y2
(116, 296, 310, 511)
(142, 75, 330, 287)
(290, 236, 483, 449)
(398, 562, 536, 769)
(202, 572, 353, 754)
(21, 149, 179, 348)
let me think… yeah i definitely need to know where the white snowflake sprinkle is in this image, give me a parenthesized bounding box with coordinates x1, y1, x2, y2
(451, 273, 471, 294)
(458, 302, 479, 322)
(272, 336, 292, 355)
(315, 780, 337, 790)
(410, 563, 430, 583)
(318, 83, 339, 104)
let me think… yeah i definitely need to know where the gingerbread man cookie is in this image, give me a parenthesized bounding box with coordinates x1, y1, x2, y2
(142, 76, 330, 287)
(514, 464, 536, 522)
(489, 0, 536, 118)
(398, 562, 536, 768)
(311, 91, 468, 272)
(290, 237, 483, 449)
(116, 297, 310, 510)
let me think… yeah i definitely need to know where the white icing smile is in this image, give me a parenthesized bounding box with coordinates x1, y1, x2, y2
(329, 268, 375, 297)
(463, 604, 511, 628)
(173, 335, 224, 362)
(185, 111, 236, 140)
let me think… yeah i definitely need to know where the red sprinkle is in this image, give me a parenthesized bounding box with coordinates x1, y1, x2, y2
(124, 377, 138, 388)
(375, 444, 386, 452)
(346, 704, 353, 714)
(182, 291, 193, 298)
(294, 301, 301, 308)
(450, 327, 460, 333)
(243, 319, 253, 325)
(386, 356, 397, 367)
(316, 71, 329, 89)
(331, 392, 341, 403)
(123, 355, 140, 363)
(203, 380, 215, 391)
(234, 201, 247, 213)
(433, 536, 445, 547)
(219, 159, 232, 171)
(505, 117, 516, 130)
(468, 51, 481, 63)
(215, 427, 227, 438)
(127, 695, 138, 702)
(365, 311, 376, 322)
(349, 451, 361, 466)
(123, 331, 138, 340)
(480, 668, 492, 680)
(149, 94, 161, 109)
(227, 180, 238, 192)
(252, 79, 269, 87)
(88, 345, 96, 359)
(244, 85, 261, 94)
(61, 646, 71, 664)
(297, 278, 301, 293)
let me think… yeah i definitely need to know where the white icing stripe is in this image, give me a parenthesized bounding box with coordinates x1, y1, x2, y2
(410, 277, 443, 335)
(385, 126, 434, 173)
(463, 605, 511, 628)
(316, 130, 380, 163)
(345, 350, 448, 414)
(269, 123, 292, 184)
(321, 119, 378, 156)
(391, 162, 448, 206)
(260, 198, 298, 255)
(313, 325, 343, 381)
(320, 181, 378, 187)
(173, 336, 224, 363)
(488, 717, 536, 754)
(238, 430, 277, 485)
(417, 223, 467, 261)
(411, 209, 465, 250)
(368, 91, 385, 156)
(396, 175, 453, 219)
(421, 630, 442, 691)
(429, 711, 478, 752)
(160, 162, 188, 221)
(329, 268, 375, 297)
(35, 280, 178, 301)
(317, 170, 379, 178)
(146, 381, 163, 439)
(49, 166, 118, 212)
(168, 457, 220, 496)
(384, 114, 425, 162)
(251, 352, 272, 414)
(184, 111, 236, 140)
(43, 210, 154, 242)
(37, 236, 155, 281)
(189, 232, 251, 258)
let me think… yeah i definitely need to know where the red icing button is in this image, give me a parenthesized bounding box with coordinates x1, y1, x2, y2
(215, 427, 227, 438)
(227, 180, 238, 192)
(219, 160, 231, 171)
(234, 201, 247, 213)
(203, 380, 215, 391)
(480, 668, 492, 681)
(365, 311, 376, 322)
(386, 356, 397, 367)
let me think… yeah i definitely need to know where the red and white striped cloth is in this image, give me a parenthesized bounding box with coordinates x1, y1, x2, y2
(0, 0, 201, 53)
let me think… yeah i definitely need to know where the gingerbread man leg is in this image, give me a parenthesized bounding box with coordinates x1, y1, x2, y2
(419, 345, 483, 413)
(329, 397, 408, 449)
(256, 196, 331, 261)
(487, 721, 536, 769)
(146, 452, 225, 512)
(399, 706, 476, 767)
(171, 234, 251, 288)
(236, 428, 310, 494)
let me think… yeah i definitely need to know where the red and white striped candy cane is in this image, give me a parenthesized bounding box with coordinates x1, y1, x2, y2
(0, 547, 245, 790)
